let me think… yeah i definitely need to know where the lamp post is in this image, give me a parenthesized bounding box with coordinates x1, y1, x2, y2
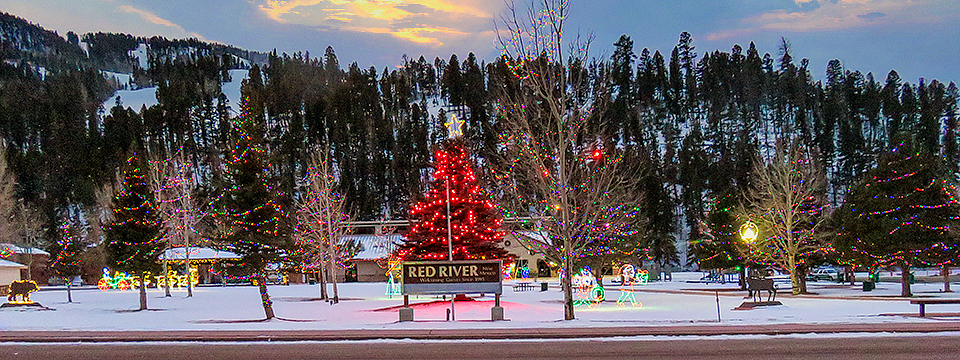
(739, 221, 758, 284)
(444, 114, 464, 321)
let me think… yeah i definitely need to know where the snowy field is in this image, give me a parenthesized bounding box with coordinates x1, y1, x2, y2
(3, 272, 959, 332)
(107, 69, 249, 114)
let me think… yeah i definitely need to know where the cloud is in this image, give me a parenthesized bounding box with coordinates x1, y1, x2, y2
(708, 0, 959, 41)
(794, 0, 821, 12)
(116, 5, 205, 40)
(255, 0, 498, 47)
(857, 12, 886, 20)
(396, 4, 436, 15)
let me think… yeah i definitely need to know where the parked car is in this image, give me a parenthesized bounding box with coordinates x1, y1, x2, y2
(807, 268, 840, 282)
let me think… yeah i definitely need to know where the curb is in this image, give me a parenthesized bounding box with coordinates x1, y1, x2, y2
(3, 322, 960, 343)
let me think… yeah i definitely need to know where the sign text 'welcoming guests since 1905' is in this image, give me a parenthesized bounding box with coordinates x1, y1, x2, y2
(401, 260, 502, 295)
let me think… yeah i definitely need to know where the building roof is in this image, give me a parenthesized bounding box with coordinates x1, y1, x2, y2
(159, 247, 241, 261)
(0, 243, 50, 256)
(346, 234, 404, 261)
(0, 259, 27, 268)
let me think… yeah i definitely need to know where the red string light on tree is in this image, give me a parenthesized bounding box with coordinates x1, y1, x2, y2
(396, 138, 508, 261)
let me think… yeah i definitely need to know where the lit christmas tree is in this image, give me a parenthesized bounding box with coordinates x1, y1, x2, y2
(692, 194, 748, 272)
(210, 97, 293, 319)
(49, 219, 85, 303)
(398, 121, 507, 261)
(835, 137, 960, 297)
(104, 154, 164, 311)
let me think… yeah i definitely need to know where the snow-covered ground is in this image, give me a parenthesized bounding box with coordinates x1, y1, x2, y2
(3, 272, 958, 332)
(107, 69, 249, 114)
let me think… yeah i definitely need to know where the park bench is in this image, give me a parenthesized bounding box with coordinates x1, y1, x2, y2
(513, 283, 535, 292)
(909, 299, 960, 317)
(747, 278, 777, 302)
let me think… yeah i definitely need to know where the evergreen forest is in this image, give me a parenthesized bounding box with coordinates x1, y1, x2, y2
(0, 10, 958, 280)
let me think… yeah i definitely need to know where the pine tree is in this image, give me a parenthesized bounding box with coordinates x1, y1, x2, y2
(944, 83, 960, 173)
(834, 136, 960, 297)
(442, 54, 465, 114)
(212, 98, 293, 319)
(640, 153, 678, 269)
(398, 138, 507, 261)
(692, 194, 747, 271)
(679, 123, 708, 244)
(104, 154, 164, 310)
(916, 79, 945, 156)
(881, 70, 904, 136)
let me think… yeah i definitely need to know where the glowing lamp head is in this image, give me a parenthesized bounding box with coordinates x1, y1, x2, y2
(739, 221, 759, 243)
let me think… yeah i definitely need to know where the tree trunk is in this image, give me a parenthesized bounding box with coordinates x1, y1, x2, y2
(319, 269, 328, 300)
(331, 273, 339, 304)
(139, 273, 148, 310)
(793, 264, 808, 294)
(326, 227, 339, 304)
(847, 265, 855, 286)
(25, 249, 32, 280)
(185, 234, 193, 298)
(185, 263, 193, 297)
(258, 274, 275, 319)
(163, 259, 171, 297)
(66, 281, 73, 303)
(900, 261, 912, 297)
(790, 272, 799, 295)
(797, 270, 808, 294)
(944, 265, 952, 293)
(739, 266, 746, 290)
(562, 256, 574, 320)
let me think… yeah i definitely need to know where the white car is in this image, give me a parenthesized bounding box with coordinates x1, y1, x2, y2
(807, 268, 840, 282)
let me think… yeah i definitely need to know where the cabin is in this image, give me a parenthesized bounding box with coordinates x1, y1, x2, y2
(0, 243, 50, 284)
(345, 234, 404, 282)
(0, 259, 27, 288)
(158, 247, 241, 284)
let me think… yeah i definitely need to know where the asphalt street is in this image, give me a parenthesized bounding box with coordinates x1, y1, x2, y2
(2, 335, 960, 360)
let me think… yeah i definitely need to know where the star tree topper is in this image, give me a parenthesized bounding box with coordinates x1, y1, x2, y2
(445, 114, 464, 139)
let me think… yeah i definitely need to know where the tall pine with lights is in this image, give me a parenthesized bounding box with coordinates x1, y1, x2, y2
(692, 194, 747, 272)
(104, 154, 163, 311)
(835, 137, 960, 297)
(398, 136, 507, 261)
(212, 97, 292, 319)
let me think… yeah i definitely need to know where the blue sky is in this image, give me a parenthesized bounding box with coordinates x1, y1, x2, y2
(3, 0, 958, 84)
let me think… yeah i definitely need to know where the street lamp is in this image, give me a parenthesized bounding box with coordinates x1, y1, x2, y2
(739, 221, 758, 243)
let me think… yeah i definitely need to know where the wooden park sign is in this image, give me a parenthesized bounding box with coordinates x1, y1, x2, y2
(402, 260, 502, 295)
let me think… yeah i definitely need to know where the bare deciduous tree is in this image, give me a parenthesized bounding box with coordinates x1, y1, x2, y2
(0, 143, 45, 280)
(740, 138, 828, 294)
(0, 142, 19, 244)
(296, 148, 354, 304)
(494, 0, 642, 320)
(148, 148, 202, 297)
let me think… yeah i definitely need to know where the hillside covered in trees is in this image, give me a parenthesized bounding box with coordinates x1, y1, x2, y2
(0, 9, 957, 279)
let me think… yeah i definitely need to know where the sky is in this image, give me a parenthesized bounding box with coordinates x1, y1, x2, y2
(2, 0, 959, 84)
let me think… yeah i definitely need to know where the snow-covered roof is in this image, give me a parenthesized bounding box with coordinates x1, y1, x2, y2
(511, 231, 550, 242)
(159, 247, 241, 261)
(0, 243, 50, 256)
(0, 259, 27, 268)
(346, 234, 405, 261)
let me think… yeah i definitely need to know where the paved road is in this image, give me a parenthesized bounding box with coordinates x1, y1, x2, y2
(2, 335, 960, 360)
(4, 322, 960, 342)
